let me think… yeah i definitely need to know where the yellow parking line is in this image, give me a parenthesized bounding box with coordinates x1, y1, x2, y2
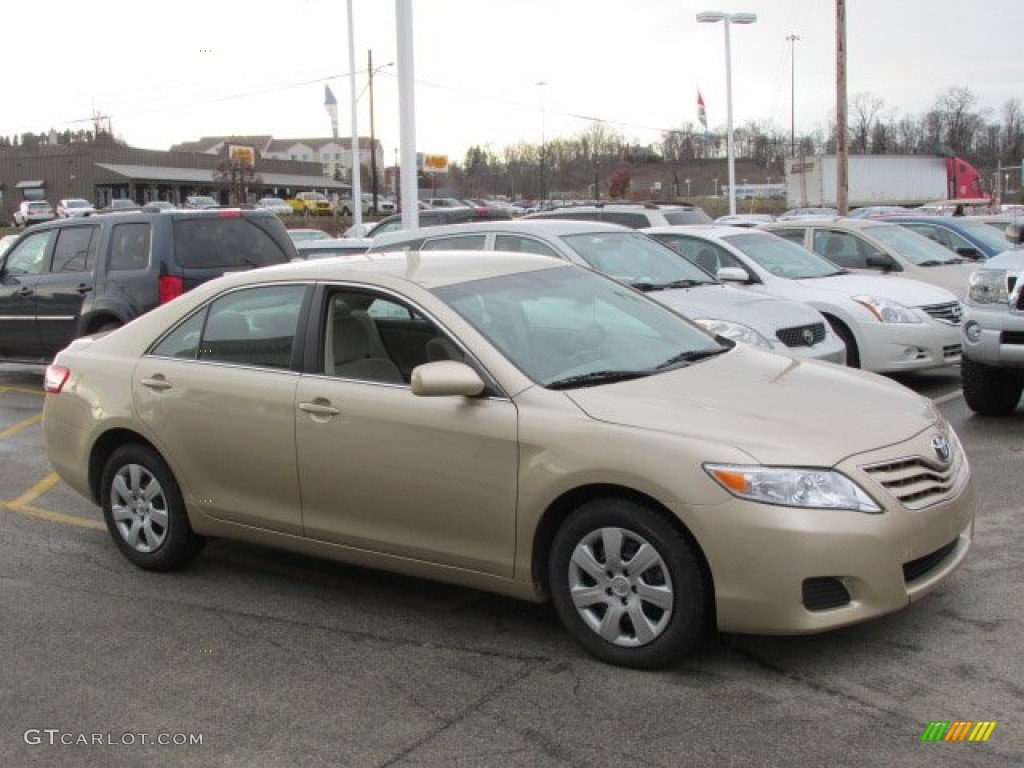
(2, 501, 106, 531)
(0, 386, 44, 396)
(0, 412, 43, 440)
(2, 472, 105, 531)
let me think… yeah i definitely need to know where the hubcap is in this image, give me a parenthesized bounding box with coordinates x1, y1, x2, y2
(568, 526, 673, 647)
(110, 463, 169, 553)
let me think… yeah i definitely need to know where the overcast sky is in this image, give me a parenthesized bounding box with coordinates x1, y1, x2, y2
(5, 0, 1020, 162)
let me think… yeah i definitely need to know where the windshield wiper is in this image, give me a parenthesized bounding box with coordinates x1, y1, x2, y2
(631, 279, 708, 292)
(546, 369, 651, 390)
(655, 347, 728, 370)
(918, 259, 961, 266)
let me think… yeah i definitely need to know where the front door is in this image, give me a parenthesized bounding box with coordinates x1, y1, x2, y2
(295, 286, 519, 577)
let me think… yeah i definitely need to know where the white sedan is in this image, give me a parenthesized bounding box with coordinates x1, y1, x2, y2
(646, 226, 964, 373)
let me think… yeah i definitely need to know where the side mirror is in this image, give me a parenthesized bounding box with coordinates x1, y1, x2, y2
(716, 266, 750, 283)
(410, 361, 485, 397)
(866, 253, 897, 272)
(954, 246, 982, 260)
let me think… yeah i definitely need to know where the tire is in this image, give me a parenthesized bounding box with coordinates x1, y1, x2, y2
(548, 498, 709, 669)
(100, 444, 205, 571)
(825, 317, 860, 368)
(961, 358, 1023, 416)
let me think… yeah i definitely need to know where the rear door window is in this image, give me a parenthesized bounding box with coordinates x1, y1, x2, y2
(53, 225, 100, 273)
(173, 216, 293, 269)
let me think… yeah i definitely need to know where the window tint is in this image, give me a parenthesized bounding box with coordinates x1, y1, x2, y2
(150, 309, 206, 359)
(109, 222, 151, 271)
(494, 234, 560, 257)
(173, 216, 292, 269)
(812, 230, 876, 269)
(191, 285, 305, 368)
(421, 234, 487, 251)
(4, 230, 53, 276)
(771, 229, 806, 246)
(52, 226, 99, 273)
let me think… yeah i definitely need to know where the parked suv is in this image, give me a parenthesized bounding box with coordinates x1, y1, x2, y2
(13, 201, 57, 228)
(0, 209, 297, 362)
(525, 201, 712, 229)
(960, 229, 1024, 414)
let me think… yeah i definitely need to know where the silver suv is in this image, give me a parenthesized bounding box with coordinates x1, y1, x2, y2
(369, 219, 846, 364)
(525, 202, 711, 229)
(961, 238, 1024, 414)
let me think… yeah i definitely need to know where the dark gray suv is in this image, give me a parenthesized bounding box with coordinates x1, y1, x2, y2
(0, 209, 297, 362)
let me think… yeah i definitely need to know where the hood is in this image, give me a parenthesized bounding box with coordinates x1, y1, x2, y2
(652, 284, 823, 332)
(564, 346, 936, 466)
(794, 273, 959, 306)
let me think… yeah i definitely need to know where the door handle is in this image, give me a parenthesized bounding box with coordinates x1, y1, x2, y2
(298, 401, 340, 416)
(140, 376, 172, 391)
(15, 286, 33, 297)
(76, 283, 92, 294)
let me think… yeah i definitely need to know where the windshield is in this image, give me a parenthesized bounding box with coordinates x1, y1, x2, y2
(560, 232, 717, 288)
(65, 199, 90, 208)
(862, 224, 961, 265)
(723, 232, 845, 279)
(433, 265, 725, 388)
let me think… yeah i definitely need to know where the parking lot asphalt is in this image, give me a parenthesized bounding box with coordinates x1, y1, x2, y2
(0, 363, 1020, 767)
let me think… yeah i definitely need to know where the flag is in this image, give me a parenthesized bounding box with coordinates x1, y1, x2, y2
(697, 89, 709, 138)
(324, 84, 339, 139)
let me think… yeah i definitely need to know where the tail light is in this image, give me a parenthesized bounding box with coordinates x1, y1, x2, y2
(44, 365, 70, 394)
(159, 275, 184, 304)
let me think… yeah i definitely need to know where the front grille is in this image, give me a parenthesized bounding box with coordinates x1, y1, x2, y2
(776, 322, 826, 348)
(802, 577, 851, 610)
(1001, 331, 1024, 345)
(862, 454, 962, 510)
(921, 301, 963, 325)
(903, 539, 958, 584)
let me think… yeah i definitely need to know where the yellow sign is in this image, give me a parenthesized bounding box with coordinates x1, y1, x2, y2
(421, 154, 449, 174)
(228, 145, 255, 167)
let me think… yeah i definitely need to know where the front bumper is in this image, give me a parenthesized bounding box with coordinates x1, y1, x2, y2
(961, 304, 1024, 368)
(681, 426, 975, 635)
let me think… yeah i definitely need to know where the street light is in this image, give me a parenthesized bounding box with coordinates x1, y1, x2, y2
(786, 34, 800, 157)
(537, 80, 548, 206)
(697, 10, 757, 216)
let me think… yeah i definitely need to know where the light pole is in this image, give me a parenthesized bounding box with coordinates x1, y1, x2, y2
(536, 80, 548, 206)
(697, 10, 757, 216)
(786, 34, 800, 157)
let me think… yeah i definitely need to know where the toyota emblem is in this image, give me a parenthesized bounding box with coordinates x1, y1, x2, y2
(931, 434, 951, 464)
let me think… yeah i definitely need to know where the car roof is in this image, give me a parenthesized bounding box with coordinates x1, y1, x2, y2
(370, 218, 632, 248)
(203, 249, 565, 291)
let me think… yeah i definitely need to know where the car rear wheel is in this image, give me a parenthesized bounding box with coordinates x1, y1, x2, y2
(549, 498, 708, 669)
(101, 444, 204, 571)
(961, 358, 1023, 416)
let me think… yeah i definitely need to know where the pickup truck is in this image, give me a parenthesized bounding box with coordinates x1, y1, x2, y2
(287, 192, 334, 216)
(960, 227, 1024, 414)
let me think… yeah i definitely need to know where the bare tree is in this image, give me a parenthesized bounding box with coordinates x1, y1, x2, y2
(850, 92, 885, 153)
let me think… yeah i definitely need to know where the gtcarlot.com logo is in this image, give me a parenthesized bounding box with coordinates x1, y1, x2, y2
(921, 721, 997, 742)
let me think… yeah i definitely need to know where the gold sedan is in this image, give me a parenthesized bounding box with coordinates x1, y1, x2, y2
(42, 251, 975, 669)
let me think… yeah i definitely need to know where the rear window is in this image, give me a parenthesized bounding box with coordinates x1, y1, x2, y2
(662, 208, 712, 225)
(172, 215, 295, 269)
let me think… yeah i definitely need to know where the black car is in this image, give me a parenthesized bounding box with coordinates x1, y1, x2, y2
(0, 209, 297, 362)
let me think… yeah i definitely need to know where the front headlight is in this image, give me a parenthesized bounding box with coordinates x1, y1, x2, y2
(693, 318, 773, 350)
(704, 464, 882, 513)
(967, 269, 1008, 305)
(850, 295, 921, 324)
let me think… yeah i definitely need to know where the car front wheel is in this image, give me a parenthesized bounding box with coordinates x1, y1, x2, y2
(549, 498, 709, 669)
(961, 358, 1023, 416)
(100, 444, 204, 570)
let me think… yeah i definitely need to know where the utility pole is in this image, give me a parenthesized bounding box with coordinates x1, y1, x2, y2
(835, 0, 848, 215)
(786, 34, 800, 157)
(368, 49, 379, 214)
